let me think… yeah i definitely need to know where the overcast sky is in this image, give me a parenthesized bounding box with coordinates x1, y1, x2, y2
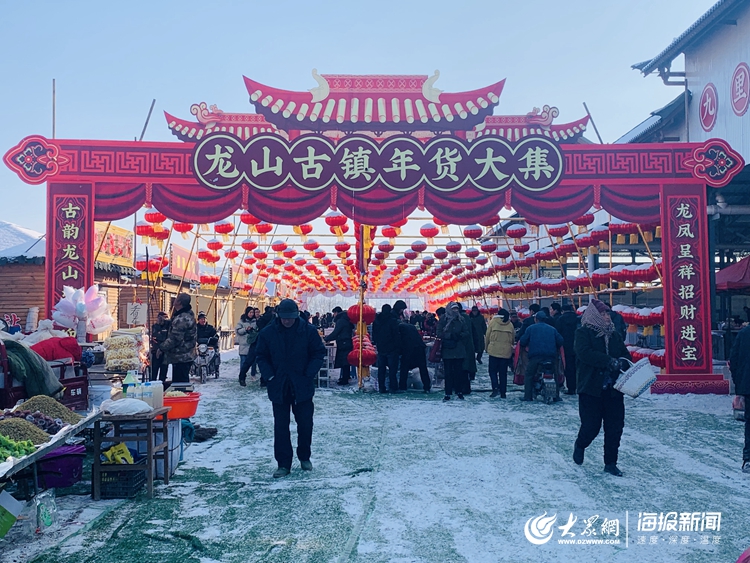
(0, 0, 714, 232)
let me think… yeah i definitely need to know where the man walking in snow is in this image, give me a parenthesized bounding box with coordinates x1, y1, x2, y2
(730, 322, 750, 473)
(255, 299, 326, 478)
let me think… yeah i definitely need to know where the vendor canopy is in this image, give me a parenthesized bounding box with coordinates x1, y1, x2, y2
(2, 134, 744, 226)
(715, 255, 750, 292)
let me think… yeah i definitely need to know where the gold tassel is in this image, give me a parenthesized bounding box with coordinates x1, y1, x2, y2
(200, 224, 209, 232)
(222, 233, 229, 243)
(440, 225, 448, 234)
(599, 241, 608, 251)
(141, 236, 149, 245)
(616, 234, 625, 245)
(630, 233, 638, 244)
(590, 247, 598, 255)
(559, 256, 567, 264)
(530, 225, 539, 235)
(180, 232, 189, 240)
(427, 237, 434, 245)
(655, 226, 662, 238)
(643, 231, 653, 243)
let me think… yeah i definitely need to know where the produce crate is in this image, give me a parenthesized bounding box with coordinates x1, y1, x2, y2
(97, 458, 147, 499)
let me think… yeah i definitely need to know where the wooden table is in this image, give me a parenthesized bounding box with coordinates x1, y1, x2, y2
(91, 406, 170, 500)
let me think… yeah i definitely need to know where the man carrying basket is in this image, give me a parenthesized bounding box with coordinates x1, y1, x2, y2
(573, 299, 631, 477)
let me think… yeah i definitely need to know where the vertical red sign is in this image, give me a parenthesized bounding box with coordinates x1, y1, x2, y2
(46, 184, 94, 316)
(660, 184, 712, 376)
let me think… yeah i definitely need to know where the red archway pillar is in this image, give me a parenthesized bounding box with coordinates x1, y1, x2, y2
(45, 183, 95, 317)
(655, 183, 726, 394)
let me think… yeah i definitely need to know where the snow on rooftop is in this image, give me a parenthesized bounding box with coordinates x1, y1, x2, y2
(0, 220, 43, 252)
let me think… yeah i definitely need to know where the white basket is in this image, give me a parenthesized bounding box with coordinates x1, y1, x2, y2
(614, 358, 656, 398)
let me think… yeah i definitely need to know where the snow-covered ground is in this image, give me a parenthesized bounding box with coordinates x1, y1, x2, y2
(5, 351, 749, 563)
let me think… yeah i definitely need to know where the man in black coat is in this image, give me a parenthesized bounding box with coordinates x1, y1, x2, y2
(255, 299, 326, 478)
(517, 303, 541, 339)
(397, 320, 431, 392)
(729, 324, 750, 472)
(555, 304, 580, 395)
(372, 304, 400, 393)
(257, 306, 275, 330)
(150, 311, 171, 382)
(324, 307, 355, 385)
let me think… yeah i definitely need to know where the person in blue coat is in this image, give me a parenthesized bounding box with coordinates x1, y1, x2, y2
(519, 311, 563, 401)
(255, 299, 326, 478)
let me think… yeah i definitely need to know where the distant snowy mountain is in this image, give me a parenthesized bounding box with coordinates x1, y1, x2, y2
(0, 221, 44, 252)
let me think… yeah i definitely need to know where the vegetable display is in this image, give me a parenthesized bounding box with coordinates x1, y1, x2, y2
(19, 396, 82, 426)
(0, 433, 36, 459)
(0, 418, 51, 445)
(0, 410, 65, 434)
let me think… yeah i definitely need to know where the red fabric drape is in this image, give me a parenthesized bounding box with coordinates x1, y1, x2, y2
(599, 184, 661, 223)
(93, 183, 145, 221)
(90, 180, 666, 226)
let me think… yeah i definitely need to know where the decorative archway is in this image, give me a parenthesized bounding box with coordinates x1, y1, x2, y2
(4, 131, 744, 394)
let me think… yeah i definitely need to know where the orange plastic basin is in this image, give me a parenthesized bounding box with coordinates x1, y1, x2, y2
(163, 392, 200, 420)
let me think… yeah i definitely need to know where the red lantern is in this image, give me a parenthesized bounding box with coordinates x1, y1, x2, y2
(419, 223, 439, 244)
(433, 216, 450, 234)
(422, 256, 435, 266)
(573, 213, 595, 233)
(172, 221, 194, 240)
(240, 212, 260, 226)
(404, 249, 417, 260)
(334, 241, 351, 254)
(411, 240, 427, 253)
(224, 249, 239, 260)
(135, 221, 154, 244)
(480, 241, 497, 253)
(465, 247, 480, 259)
(255, 222, 273, 239)
(547, 224, 569, 242)
(283, 248, 297, 259)
(378, 241, 394, 253)
(293, 224, 313, 241)
(395, 256, 408, 266)
(347, 303, 377, 325)
(134, 255, 148, 271)
(381, 226, 398, 242)
(463, 225, 483, 240)
(434, 249, 448, 260)
(479, 214, 500, 228)
(446, 241, 462, 254)
(144, 211, 166, 234)
(506, 225, 527, 242)
(214, 220, 234, 242)
(513, 243, 530, 255)
(495, 249, 511, 260)
(253, 249, 268, 260)
(150, 229, 170, 247)
(241, 238, 257, 251)
(271, 240, 287, 253)
(206, 238, 224, 251)
(347, 348, 377, 367)
(303, 239, 319, 252)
